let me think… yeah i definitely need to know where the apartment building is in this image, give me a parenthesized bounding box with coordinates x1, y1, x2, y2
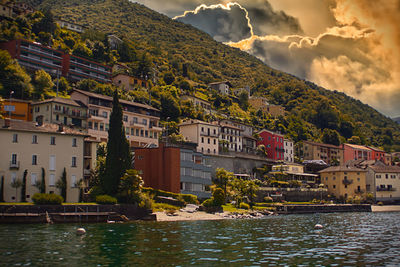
(112, 73, 149, 90)
(296, 141, 344, 165)
(367, 165, 400, 203)
(0, 99, 32, 121)
(284, 139, 294, 163)
(70, 89, 161, 147)
(209, 81, 232, 95)
(31, 97, 88, 129)
(342, 143, 372, 164)
(367, 146, 392, 165)
(214, 120, 243, 153)
(219, 119, 257, 154)
(319, 166, 367, 200)
(56, 20, 85, 33)
(179, 119, 219, 155)
(180, 95, 212, 111)
(248, 96, 285, 118)
(270, 163, 318, 184)
(1, 39, 112, 83)
(0, 119, 86, 202)
(257, 130, 284, 161)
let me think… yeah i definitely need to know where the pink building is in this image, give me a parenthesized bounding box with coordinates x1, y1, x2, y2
(342, 143, 372, 164)
(257, 130, 284, 161)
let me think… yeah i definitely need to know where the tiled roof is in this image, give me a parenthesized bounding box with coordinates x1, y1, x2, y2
(319, 166, 366, 173)
(368, 165, 400, 173)
(0, 119, 87, 136)
(179, 119, 215, 127)
(302, 140, 342, 149)
(32, 97, 85, 107)
(343, 143, 372, 151)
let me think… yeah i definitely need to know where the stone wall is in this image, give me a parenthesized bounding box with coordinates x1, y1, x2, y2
(208, 153, 272, 176)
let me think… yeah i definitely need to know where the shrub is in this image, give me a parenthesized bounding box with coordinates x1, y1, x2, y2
(153, 203, 180, 212)
(96, 195, 117, 205)
(32, 193, 63, 205)
(377, 201, 384, 206)
(202, 198, 214, 208)
(239, 202, 250, 210)
(142, 187, 199, 204)
(264, 196, 273, 203)
(212, 188, 225, 206)
(88, 186, 104, 201)
(139, 193, 153, 210)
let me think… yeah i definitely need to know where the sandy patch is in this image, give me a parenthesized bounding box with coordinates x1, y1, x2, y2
(371, 205, 400, 212)
(155, 211, 230, 221)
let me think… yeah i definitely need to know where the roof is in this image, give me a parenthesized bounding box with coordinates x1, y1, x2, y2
(209, 81, 232, 87)
(368, 165, 400, 173)
(72, 89, 159, 112)
(179, 119, 216, 127)
(31, 97, 85, 108)
(257, 129, 284, 137)
(303, 160, 328, 165)
(180, 94, 211, 104)
(4, 98, 31, 104)
(343, 143, 372, 151)
(319, 166, 367, 173)
(216, 121, 242, 131)
(302, 140, 342, 149)
(0, 119, 87, 137)
(367, 146, 386, 153)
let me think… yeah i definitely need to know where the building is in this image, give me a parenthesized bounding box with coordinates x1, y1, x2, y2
(0, 1, 33, 18)
(233, 86, 250, 96)
(134, 143, 212, 199)
(367, 165, 400, 203)
(179, 119, 219, 155)
(257, 130, 284, 161)
(0, 39, 112, 83)
(319, 166, 367, 200)
(56, 20, 85, 33)
(342, 143, 372, 164)
(214, 120, 243, 153)
(0, 2, 13, 18)
(209, 81, 232, 95)
(31, 97, 88, 129)
(0, 99, 32, 121)
(217, 119, 257, 154)
(296, 141, 344, 165)
(367, 146, 392, 165)
(71, 89, 161, 147)
(270, 163, 318, 185)
(248, 96, 285, 117)
(107, 34, 123, 50)
(180, 95, 211, 111)
(112, 73, 149, 90)
(284, 139, 294, 163)
(0, 119, 86, 202)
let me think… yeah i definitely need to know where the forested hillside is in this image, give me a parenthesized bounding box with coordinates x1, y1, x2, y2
(4, 0, 400, 150)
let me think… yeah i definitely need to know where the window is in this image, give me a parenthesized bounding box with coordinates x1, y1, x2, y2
(123, 115, 128, 122)
(136, 129, 139, 136)
(11, 154, 17, 165)
(140, 130, 144, 137)
(71, 175, 76, 188)
(88, 122, 93, 129)
(386, 174, 389, 179)
(201, 137, 204, 143)
(207, 138, 210, 144)
(49, 155, 56, 171)
(31, 173, 37, 186)
(214, 139, 216, 145)
(376, 174, 381, 179)
(12, 134, 18, 143)
(56, 114, 59, 121)
(32, 155, 37, 165)
(49, 174, 55, 186)
(145, 130, 148, 137)
(50, 136, 56, 145)
(32, 135, 38, 144)
(142, 119, 147, 126)
(11, 172, 17, 183)
(72, 157, 77, 167)
(102, 111, 108, 118)
(333, 185, 336, 189)
(72, 138, 77, 147)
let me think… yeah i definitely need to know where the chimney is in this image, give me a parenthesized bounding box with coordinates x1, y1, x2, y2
(58, 124, 64, 132)
(3, 118, 10, 128)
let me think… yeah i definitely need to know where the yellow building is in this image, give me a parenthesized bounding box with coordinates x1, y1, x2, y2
(270, 163, 318, 185)
(248, 96, 285, 117)
(0, 119, 87, 202)
(179, 119, 219, 155)
(319, 166, 367, 199)
(0, 99, 32, 121)
(112, 73, 149, 90)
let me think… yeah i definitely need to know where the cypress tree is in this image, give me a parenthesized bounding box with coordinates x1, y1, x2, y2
(61, 168, 67, 201)
(40, 168, 46, 194)
(102, 90, 131, 196)
(21, 170, 27, 202)
(0, 176, 4, 202)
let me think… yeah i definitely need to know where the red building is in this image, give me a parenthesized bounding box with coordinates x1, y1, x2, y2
(0, 39, 111, 83)
(257, 130, 284, 161)
(342, 143, 372, 164)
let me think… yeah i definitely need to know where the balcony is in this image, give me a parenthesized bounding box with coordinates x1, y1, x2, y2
(10, 161, 20, 170)
(342, 178, 353, 185)
(354, 189, 365, 194)
(200, 131, 219, 138)
(150, 125, 163, 131)
(376, 187, 396, 192)
(20, 44, 62, 59)
(130, 121, 146, 128)
(83, 169, 91, 176)
(54, 109, 89, 119)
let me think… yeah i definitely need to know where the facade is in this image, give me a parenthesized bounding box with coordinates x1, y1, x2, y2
(180, 95, 211, 111)
(31, 97, 88, 129)
(270, 163, 318, 184)
(248, 96, 285, 117)
(319, 166, 367, 199)
(219, 119, 256, 154)
(296, 141, 344, 165)
(56, 20, 85, 33)
(209, 81, 232, 95)
(0, 99, 32, 121)
(367, 146, 392, 165)
(134, 143, 212, 199)
(215, 120, 243, 153)
(342, 143, 372, 164)
(71, 89, 161, 147)
(284, 139, 294, 162)
(112, 73, 149, 90)
(257, 130, 284, 161)
(179, 119, 219, 155)
(0, 2, 13, 18)
(1, 39, 112, 83)
(0, 119, 86, 202)
(367, 165, 400, 202)
(0, 2, 33, 18)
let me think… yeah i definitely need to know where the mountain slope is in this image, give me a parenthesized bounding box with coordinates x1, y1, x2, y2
(23, 0, 400, 149)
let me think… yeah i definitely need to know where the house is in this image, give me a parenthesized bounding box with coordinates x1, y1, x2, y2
(270, 163, 318, 185)
(12, 2, 34, 16)
(217, 119, 257, 154)
(180, 95, 211, 111)
(208, 81, 232, 95)
(367, 146, 392, 165)
(0, 119, 87, 202)
(0, 39, 112, 83)
(257, 130, 284, 161)
(56, 20, 85, 33)
(248, 96, 285, 118)
(31, 97, 88, 129)
(366, 165, 400, 203)
(70, 89, 162, 148)
(214, 120, 243, 153)
(134, 143, 212, 199)
(0, 2, 13, 18)
(296, 141, 344, 166)
(284, 139, 294, 163)
(179, 119, 219, 155)
(342, 143, 372, 164)
(319, 166, 367, 200)
(0, 99, 32, 121)
(112, 73, 149, 90)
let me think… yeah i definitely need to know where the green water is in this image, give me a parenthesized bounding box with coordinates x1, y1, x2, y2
(1, 212, 400, 266)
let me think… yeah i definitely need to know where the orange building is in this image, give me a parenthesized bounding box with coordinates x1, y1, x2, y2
(1, 99, 32, 121)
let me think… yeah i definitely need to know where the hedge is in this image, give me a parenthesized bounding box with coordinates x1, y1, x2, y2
(142, 187, 198, 204)
(32, 193, 63, 205)
(96, 195, 117, 205)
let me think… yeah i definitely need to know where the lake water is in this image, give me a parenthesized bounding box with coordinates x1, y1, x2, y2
(1, 212, 400, 266)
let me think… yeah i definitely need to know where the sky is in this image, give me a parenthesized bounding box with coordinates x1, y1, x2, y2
(133, 0, 400, 118)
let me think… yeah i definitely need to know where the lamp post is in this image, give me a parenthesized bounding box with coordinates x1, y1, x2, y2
(9, 91, 14, 120)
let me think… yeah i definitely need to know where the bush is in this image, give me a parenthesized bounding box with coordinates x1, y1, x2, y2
(88, 186, 104, 201)
(153, 203, 180, 212)
(377, 201, 384, 206)
(139, 193, 154, 210)
(239, 202, 250, 210)
(32, 193, 63, 205)
(96, 195, 117, 205)
(264, 196, 273, 203)
(212, 188, 225, 206)
(142, 187, 199, 204)
(202, 198, 214, 208)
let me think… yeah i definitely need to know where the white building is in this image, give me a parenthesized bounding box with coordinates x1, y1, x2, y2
(209, 81, 232, 95)
(56, 20, 85, 33)
(284, 139, 294, 162)
(367, 164, 400, 202)
(179, 119, 219, 155)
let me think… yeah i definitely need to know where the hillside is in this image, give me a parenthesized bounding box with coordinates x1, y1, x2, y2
(11, 0, 400, 150)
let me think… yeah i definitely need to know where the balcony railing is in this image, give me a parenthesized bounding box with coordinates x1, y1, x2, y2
(376, 187, 396, 192)
(200, 131, 219, 137)
(150, 125, 163, 131)
(83, 169, 91, 176)
(130, 121, 146, 127)
(10, 161, 20, 170)
(54, 109, 89, 119)
(342, 179, 353, 185)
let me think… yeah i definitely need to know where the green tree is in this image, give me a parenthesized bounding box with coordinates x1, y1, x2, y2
(76, 79, 99, 92)
(321, 128, 340, 146)
(215, 168, 233, 200)
(33, 69, 54, 98)
(11, 178, 22, 202)
(73, 42, 93, 58)
(32, 9, 56, 35)
(21, 170, 27, 202)
(160, 92, 181, 121)
(313, 100, 339, 130)
(102, 90, 131, 196)
(256, 144, 268, 158)
(348, 135, 361, 145)
(119, 169, 144, 203)
(56, 168, 67, 201)
(163, 72, 175, 85)
(238, 90, 249, 111)
(56, 76, 70, 94)
(40, 167, 46, 193)
(118, 40, 136, 62)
